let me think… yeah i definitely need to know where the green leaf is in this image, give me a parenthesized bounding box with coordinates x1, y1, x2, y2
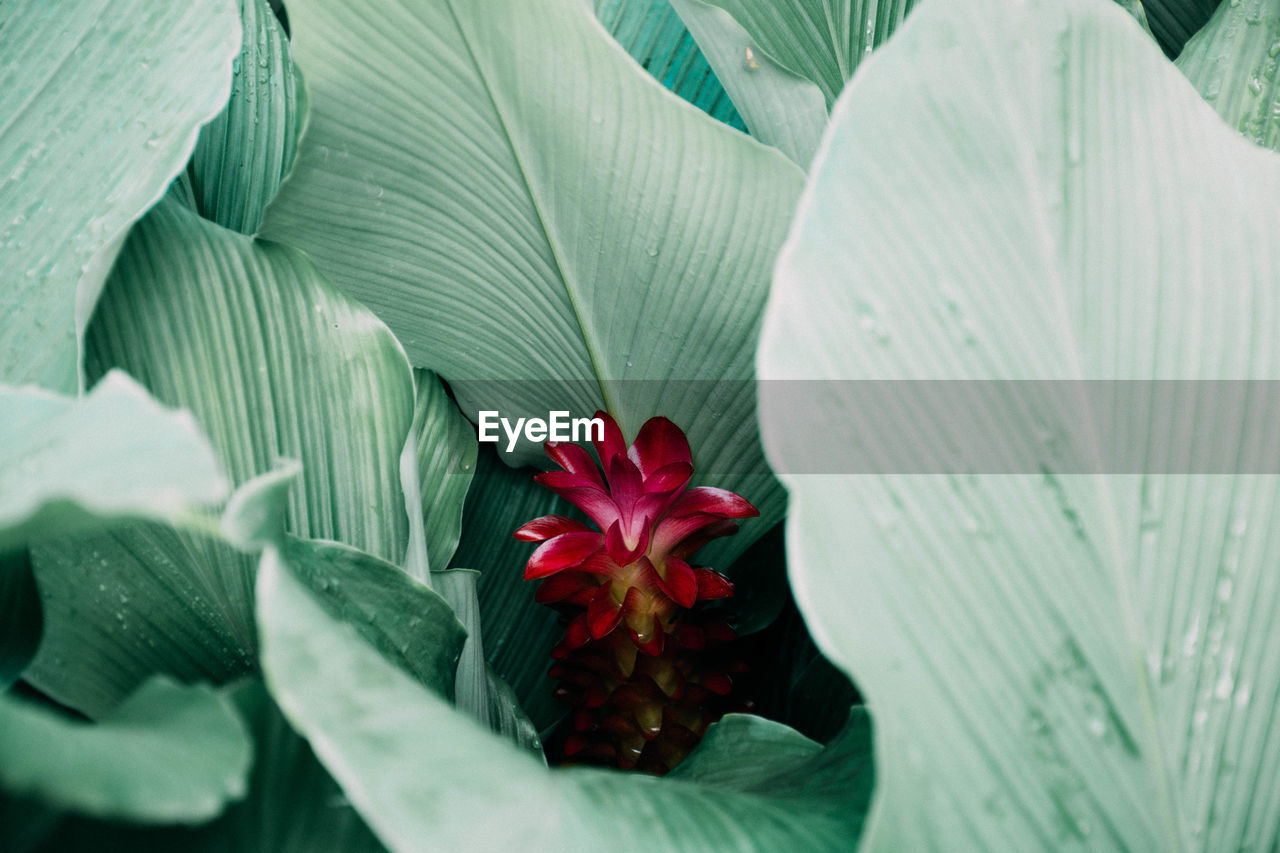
(171, 679, 384, 851)
(28, 524, 257, 719)
(258, 0, 802, 570)
(186, 0, 301, 234)
(758, 0, 1280, 848)
(694, 0, 920, 108)
(88, 199, 415, 564)
(451, 447, 570, 730)
(409, 370, 477, 576)
(1176, 0, 1280, 149)
(221, 462, 302, 552)
(0, 371, 228, 551)
(594, 0, 746, 128)
(25, 198, 416, 716)
(0, 0, 240, 391)
(0, 676, 250, 824)
(0, 549, 40, 688)
(34, 681, 386, 852)
(281, 536, 467, 699)
(1114, 0, 1155, 34)
(667, 711, 873, 822)
(433, 567, 544, 757)
(668, 713, 822, 784)
(786, 654, 860, 744)
(669, 0, 827, 166)
(257, 545, 874, 851)
(1147, 0, 1219, 56)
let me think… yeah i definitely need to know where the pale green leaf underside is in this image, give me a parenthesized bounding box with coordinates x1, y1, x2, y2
(0, 676, 250, 824)
(259, 0, 801, 569)
(670, 0, 828, 167)
(26, 198, 416, 716)
(759, 0, 1280, 850)
(1176, 0, 1280, 150)
(0, 0, 239, 391)
(0, 371, 227, 552)
(257, 546, 872, 852)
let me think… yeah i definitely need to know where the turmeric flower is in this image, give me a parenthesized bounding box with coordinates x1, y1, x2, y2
(516, 411, 757, 771)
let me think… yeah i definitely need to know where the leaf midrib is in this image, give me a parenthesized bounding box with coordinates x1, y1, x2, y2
(972, 7, 1186, 849)
(441, 0, 620, 420)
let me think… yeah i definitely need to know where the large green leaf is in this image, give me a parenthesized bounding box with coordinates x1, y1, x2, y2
(758, 0, 1280, 848)
(185, 0, 300, 234)
(281, 536, 467, 699)
(0, 371, 227, 550)
(676, 0, 1148, 139)
(668, 0, 828, 166)
(161, 679, 384, 852)
(595, 0, 746, 129)
(38, 680, 385, 853)
(0, 0, 239, 391)
(0, 676, 250, 824)
(258, 0, 802, 569)
(25, 198, 417, 716)
(257, 543, 874, 851)
(88, 200, 415, 563)
(1176, 0, 1280, 148)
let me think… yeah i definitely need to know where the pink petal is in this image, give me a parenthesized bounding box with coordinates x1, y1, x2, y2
(564, 614, 591, 649)
(694, 568, 734, 600)
(642, 461, 692, 495)
(592, 410, 627, 470)
(533, 472, 621, 531)
(524, 531, 603, 579)
(650, 512, 726, 557)
(534, 571, 596, 604)
(656, 557, 697, 608)
(701, 672, 733, 695)
(575, 550, 626, 580)
(545, 441, 603, 487)
(514, 515, 590, 541)
(627, 416, 691, 478)
(667, 486, 758, 519)
(606, 454, 644, 513)
(587, 587, 623, 639)
(669, 519, 739, 559)
(605, 518, 649, 565)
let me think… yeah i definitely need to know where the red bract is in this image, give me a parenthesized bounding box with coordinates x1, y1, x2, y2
(515, 411, 757, 656)
(517, 411, 757, 773)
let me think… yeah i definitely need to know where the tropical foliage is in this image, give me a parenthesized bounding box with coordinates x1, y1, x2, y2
(2, 0, 1277, 849)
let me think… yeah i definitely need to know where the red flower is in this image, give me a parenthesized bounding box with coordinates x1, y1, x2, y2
(515, 411, 757, 656)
